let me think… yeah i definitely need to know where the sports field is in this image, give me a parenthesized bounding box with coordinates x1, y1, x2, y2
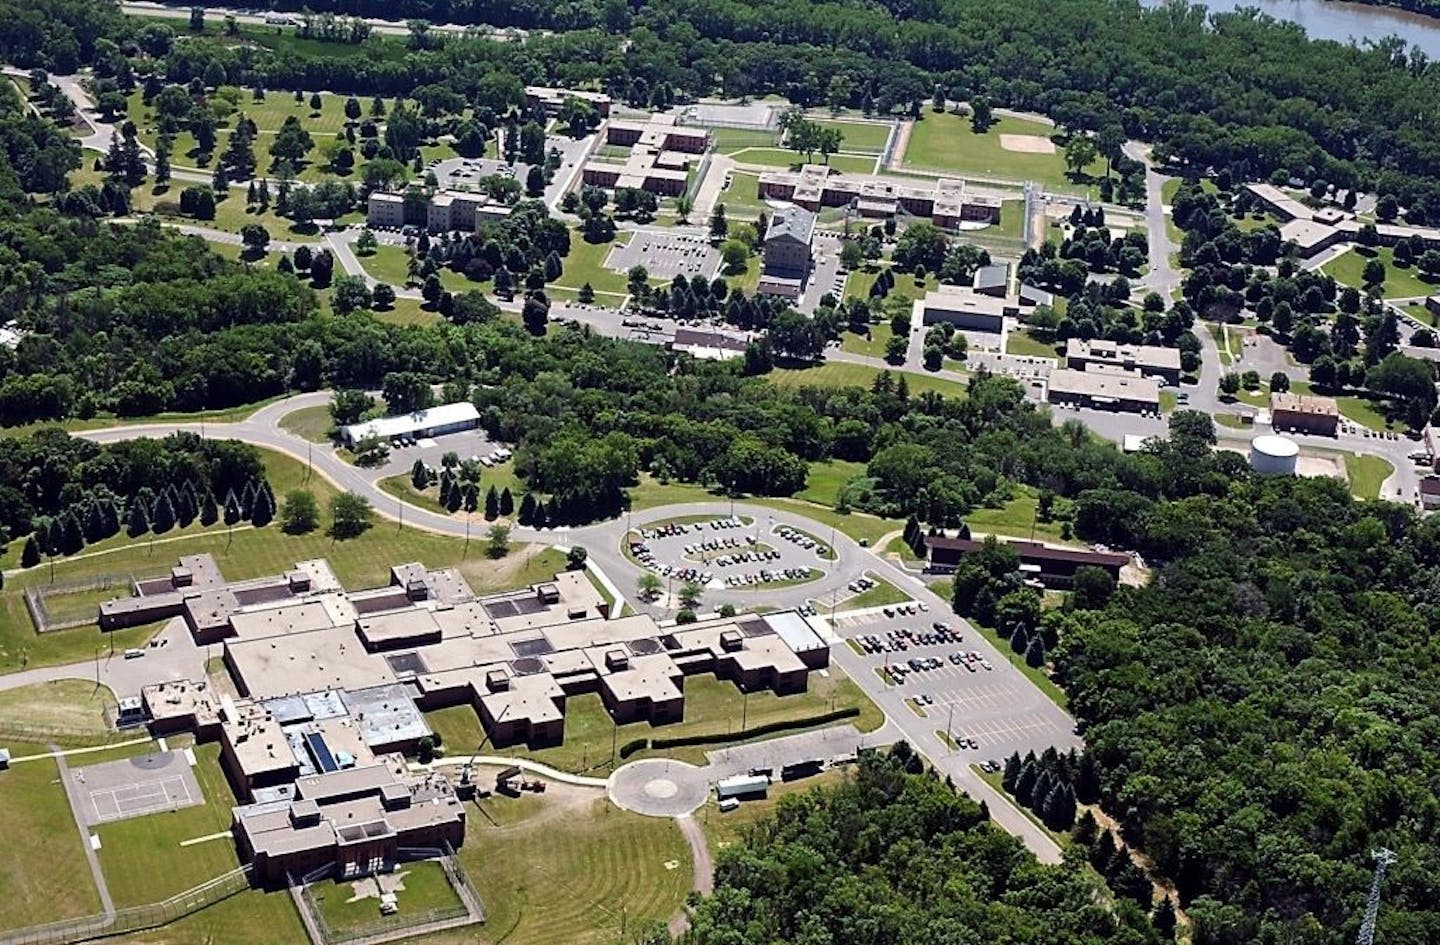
(813, 118, 893, 154)
(903, 113, 1102, 190)
(459, 794, 692, 945)
(730, 148, 876, 175)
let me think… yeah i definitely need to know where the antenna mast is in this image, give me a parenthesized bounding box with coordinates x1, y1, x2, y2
(1356, 848, 1397, 945)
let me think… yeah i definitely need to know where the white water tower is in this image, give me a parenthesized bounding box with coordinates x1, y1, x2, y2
(1250, 434, 1300, 476)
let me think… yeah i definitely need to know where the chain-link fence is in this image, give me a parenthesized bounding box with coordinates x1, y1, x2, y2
(24, 571, 147, 633)
(294, 846, 483, 945)
(0, 866, 250, 945)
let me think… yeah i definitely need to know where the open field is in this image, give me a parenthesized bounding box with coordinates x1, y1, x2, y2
(843, 267, 936, 303)
(428, 670, 882, 772)
(556, 230, 634, 296)
(0, 679, 117, 740)
(768, 361, 967, 400)
(360, 244, 471, 293)
(1324, 246, 1439, 299)
(965, 489, 1070, 544)
(0, 742, 102, 930)
(797, 459, 867, 507)
(459, 795, 691, 945)
(729, 148, 876, 175)
(709, 128, 780, 154)
(839, 322, 895, 359)
(0, 449, 575, 673)
(107, 888, 308, 945)
(813, 119, 893, 154)
(903, 113, 1101, 191)
(715, 171, 773, 220)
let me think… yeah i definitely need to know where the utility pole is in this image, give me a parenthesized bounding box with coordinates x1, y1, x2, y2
(1356, 848, 1397, 945)
(946, 703, 954, 753)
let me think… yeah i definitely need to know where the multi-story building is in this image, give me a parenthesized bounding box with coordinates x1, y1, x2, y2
(1065, 338, 1182, 385)
(757, 164, 1002, 229)
(524, 85, 612, 118)
(366, 189, 512, 234)
(1270, 391, 1340, 436)
(580, 114, 709, 196)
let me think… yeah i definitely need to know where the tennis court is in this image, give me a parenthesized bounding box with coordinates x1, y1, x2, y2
(71, 751, 203, 826)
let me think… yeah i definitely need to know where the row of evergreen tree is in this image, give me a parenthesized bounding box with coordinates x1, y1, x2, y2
(410, 460, 557, 526)
(1073, 812, 1178, 941)
(18, 478, 275, 568)
(1000, 746, 1100, 833)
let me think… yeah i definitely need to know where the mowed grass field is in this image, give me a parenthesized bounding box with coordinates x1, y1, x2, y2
(796, 459, 867, 506)
(311, 860, 462, 933)
(903, 113, 1102, 191)
(428, 670, 883, 772)
(107, 888, 307, 945)
(458, 795, 691, 945)
(695, 768, 848, 851)
(0, 448, 568, 673)
(729, 148, 876, 175)
(1323, 246, 1439, 299)
(0, 679, 118, 740)
(0, 742, 102, 930)
(964, 489, 1071, 544)
(1344, 453, 1394, 499)
(813, 118, 893, 154)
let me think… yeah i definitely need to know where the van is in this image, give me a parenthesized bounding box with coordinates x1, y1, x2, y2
(718, 797, 740, 812)
(124, 648, 144, 660)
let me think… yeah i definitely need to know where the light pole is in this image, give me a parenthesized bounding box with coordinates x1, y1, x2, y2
(946, 703, 955, 754)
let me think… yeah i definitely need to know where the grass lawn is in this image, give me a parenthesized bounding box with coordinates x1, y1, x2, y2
(843, 267, 936, 303)
(812, 119, 893, 154)
(0, 679, 117, 741)
(1344, 453, 1394, 500)
(1005, 329, 1059, 360)
(842, 574, 910, 610)
(710, 128, 780, 154)
(0, 742, 101, 929)
(359, 244, 471, 294)
(0, 449, 567, 674)
(729, 148, 876, 175)
(428, 670, 882, 772)
(1324, 246, 1440, 299)
(695, 769, 848, 851)
(1215, 413, 1248, 430)
(277, 404, 334, 444)
(716, 171, 772, 220)
(884, 535, 925, 565)
(903, 113, 1100, 192)
(769, 361, 967, 400)
(557, 230, 633, 297)
(840, 322, 895, 359)
(95, 743, 243, 907)
(311, 860, 462, 934)
(965, 490, 1070, 544)
(797, 459, 867, 507)
(459, 796, 690, 945)
(107, 887, 306, 945)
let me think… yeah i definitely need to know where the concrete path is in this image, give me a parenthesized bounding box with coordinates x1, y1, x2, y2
(53, 746, 116, 919)
(415, 755, 609, 789)
(668, 815, 713, 937)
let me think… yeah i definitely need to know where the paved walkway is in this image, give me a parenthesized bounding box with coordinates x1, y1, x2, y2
(668, 815, 713, 937)
(416, 755, 609, 788)
(53, 746, 116, 919)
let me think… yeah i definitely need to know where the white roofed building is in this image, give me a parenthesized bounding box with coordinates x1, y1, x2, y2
(341, 402, 481, 446)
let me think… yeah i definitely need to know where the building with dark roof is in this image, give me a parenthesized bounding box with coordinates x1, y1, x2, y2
(925, 535, 1129, 586)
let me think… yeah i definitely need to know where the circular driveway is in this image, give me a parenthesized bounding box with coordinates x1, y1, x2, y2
(607, 759, 709, 817)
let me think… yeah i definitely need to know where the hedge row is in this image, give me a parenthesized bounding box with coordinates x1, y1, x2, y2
(618, 737, 649, 759)
(648, 706, 861, 751)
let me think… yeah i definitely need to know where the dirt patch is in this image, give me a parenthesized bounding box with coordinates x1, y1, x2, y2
(999, 134, 1055, 154)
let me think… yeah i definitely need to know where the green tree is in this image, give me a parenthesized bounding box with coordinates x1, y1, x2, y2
(637, 573, 662, 600)
(328, 492, 374, 539)
(567, 546, 588, 570)
(281, 489, 320, 534)
(486, 524, 511, 558)
(20, 534, 40, 568)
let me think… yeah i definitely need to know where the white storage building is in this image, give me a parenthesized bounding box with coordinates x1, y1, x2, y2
(341, 402, 481, 447)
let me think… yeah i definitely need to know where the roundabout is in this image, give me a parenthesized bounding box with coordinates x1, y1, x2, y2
(608, 758, 710, 817)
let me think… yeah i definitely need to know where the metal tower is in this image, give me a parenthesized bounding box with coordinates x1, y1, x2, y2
(1356, 848, 1397, 945)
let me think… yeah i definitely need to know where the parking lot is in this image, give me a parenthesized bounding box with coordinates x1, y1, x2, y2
(365, 427, 509, 478)
(607, 231, 721, 280)
(626, 516, 831, 591)
(831, 608, 1080, 762)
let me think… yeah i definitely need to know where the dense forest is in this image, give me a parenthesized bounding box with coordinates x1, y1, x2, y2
(689, 746, 1165, 945)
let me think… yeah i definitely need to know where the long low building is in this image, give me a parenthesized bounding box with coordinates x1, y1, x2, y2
(925, 535, 1129, 586)
(341, 402, 480, 447)
(1064, 338, 1182, 385)
(525, 85, 611, 117)
(581, 114, 709, 196)
(757, 163, 1001, 229)
(1045, 365, 1160, 413)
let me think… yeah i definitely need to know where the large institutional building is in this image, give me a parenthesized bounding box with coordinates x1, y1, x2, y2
(101, 554, 831, 879)
(366, 189, 514, 234)
(757, 163, 1002, 229)
(581, 114, 710, 196)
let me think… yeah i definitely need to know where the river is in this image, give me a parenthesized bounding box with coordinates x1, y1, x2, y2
(1142, 0, 1440, 57)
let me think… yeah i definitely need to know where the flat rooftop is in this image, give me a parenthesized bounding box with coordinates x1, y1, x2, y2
(1047, 367, 1160, 403)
